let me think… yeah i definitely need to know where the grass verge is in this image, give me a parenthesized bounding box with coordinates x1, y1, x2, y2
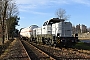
(72, 42, 90, 50)
(0, 39, 14, 55)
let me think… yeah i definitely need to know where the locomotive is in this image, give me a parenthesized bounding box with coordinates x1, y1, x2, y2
(20, 18, 78, 47)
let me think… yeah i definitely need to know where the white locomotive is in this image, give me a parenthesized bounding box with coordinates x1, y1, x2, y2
(20, 18, 78, 47)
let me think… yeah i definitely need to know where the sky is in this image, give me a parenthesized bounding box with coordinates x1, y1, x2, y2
(15, 0, 90, 30)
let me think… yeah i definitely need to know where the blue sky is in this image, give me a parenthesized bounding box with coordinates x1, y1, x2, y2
(15, 0, 90, 30)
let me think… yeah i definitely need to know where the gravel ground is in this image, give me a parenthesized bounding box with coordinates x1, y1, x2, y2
(22, 40, 55, 60)
(31, 42, 90, 60)
(0, 39, 30, 60)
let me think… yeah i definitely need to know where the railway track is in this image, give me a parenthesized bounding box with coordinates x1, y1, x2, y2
(21, 40, 90, 60)
(21, 40, 55, 60)
(30, 42, 90, 60)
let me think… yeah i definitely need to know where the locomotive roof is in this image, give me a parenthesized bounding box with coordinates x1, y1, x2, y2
(48, 18, 65, 24)
(43, 18, 65, 26)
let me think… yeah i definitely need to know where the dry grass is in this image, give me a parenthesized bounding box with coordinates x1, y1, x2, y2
(0, 39, 14, 59)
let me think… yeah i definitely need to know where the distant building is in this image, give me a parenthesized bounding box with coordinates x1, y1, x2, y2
(80, 24, 87, 33)
(76, 24, 81, 33)
(73, 24, 87, 34)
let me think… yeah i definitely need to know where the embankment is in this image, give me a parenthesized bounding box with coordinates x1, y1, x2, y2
(78, 33, 90, 40)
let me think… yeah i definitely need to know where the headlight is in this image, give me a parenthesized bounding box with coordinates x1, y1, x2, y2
(60, 40, 66, 42)
(61, 40, 62, 42)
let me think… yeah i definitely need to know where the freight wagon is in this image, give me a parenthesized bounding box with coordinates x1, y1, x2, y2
(20, 18, 78, 47)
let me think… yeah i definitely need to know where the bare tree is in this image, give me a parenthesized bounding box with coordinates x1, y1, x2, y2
(6, 0, 19, 39)
(56, 8, 70, 20)
(1, 0, 19, 44)
(1, 0, 8, 44)
(72, 25, 76, 34)
(7, 0, 19, 18)
(1, 0, 19, 21)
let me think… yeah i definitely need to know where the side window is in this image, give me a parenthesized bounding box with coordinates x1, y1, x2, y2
(43, 22, 47, 26)
(48, 21, 54, 25)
